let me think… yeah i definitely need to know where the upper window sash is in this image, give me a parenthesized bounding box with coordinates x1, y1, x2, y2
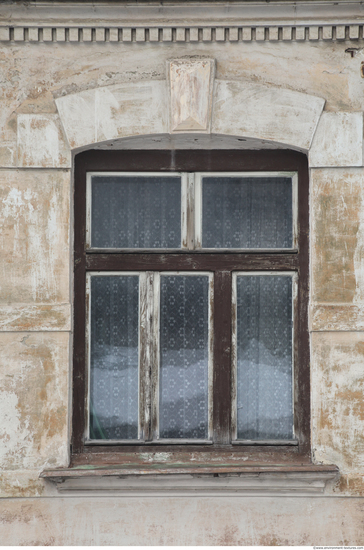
(86, 171, 298, 252)
(86, 172, 188, 252)
(195, 172, 298, 252)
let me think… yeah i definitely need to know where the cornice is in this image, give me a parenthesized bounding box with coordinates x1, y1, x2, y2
(2, 1, 364, 23)
(1, 1, 364, 43)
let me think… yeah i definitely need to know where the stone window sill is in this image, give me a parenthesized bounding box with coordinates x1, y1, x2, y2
(41, 464, 338, 496)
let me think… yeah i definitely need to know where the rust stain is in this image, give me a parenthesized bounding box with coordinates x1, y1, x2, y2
(318, 407, 334, 432)
(0, 502, 45, 523)
(29, 118, 47, 131)
(42, 406, 67, 440)
(258, 535, 290, 546)
(0, 476, 45, 499)
(355, 341, 364, 355)
(214, 525, 241, 546)
(334, 474, 364, 496)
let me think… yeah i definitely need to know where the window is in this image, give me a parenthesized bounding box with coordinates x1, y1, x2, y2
(72, 149, 309, 465)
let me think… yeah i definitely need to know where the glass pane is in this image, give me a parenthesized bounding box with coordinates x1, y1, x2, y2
(202, 176, 292, 248)
(90, 175, 181, 249)
(160, 275, 209, 439)
(89, 275, 139, 440)
(236, 275, 293, 440)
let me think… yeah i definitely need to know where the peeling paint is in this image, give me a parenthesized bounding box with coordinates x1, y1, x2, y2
(0, 170, 70, 304)
(309, 112, 363, 167)
(139, 452, 173, 463)
(0, 470, 48, 498)
(311, 168, 363, 305)
(354, 188, 364, 305)
(17, 114, 71, 168)
(0, 390, 30, 468)
(0, 333, 69, 471)
(312, 331, 364, 486)
(0, 303, 71, 331)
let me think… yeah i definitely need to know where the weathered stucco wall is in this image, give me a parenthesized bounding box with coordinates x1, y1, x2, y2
(2, 496, 364, 546)
(1, 1, 364, 544)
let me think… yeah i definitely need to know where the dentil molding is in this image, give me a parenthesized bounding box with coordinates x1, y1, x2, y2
(1, 1, 364, 43)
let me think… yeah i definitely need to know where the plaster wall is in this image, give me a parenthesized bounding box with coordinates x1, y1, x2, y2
(1, 3, 364, 544)
(1, 497, 364, 546)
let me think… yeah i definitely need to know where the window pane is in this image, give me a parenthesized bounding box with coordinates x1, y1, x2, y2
(90, 175, 181, 248)
(236, 275, 293, 440)
(89, 275, 139, 440)
(202, 176, 292, 248)
(160, 275, 209, 439)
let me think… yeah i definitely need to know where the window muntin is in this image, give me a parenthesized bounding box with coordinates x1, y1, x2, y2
(73, 148, 310, 461)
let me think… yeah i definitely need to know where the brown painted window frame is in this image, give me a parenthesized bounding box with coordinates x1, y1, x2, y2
(72, 148, 310, 467)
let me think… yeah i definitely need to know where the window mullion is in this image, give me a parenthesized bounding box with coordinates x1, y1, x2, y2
(208, 273, 214, 440)
(212, 270, 232, 444)
(151, 272, 160, 440)
(181, 172, 195, 250)
(231, 273, 238, 441)
(139, 272, 154, 441)
(139, 271, 160, 442)
(194, 173, 202, 249)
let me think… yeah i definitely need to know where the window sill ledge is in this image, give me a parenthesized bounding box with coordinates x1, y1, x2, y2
(41, 464, 339, 496)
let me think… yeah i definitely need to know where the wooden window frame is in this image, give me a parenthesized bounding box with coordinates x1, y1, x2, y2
(72, 149, 310, 468)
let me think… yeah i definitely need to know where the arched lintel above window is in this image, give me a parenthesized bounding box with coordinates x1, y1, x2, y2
(17, 65, 363, 170)
(54, 75, 325, 153)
